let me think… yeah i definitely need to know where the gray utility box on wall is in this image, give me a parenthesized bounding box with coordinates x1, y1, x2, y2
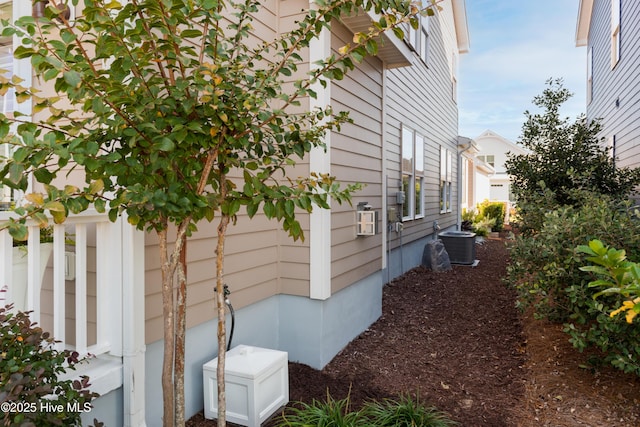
(438, 231, 476, 265)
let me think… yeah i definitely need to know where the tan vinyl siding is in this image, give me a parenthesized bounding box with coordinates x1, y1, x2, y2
(385, 7, 460, 250)
(144, 213, 286, 343)
(143, 0, 321, 343)
(329, 21, 384, 293)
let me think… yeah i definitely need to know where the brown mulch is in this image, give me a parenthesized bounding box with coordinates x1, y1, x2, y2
(187, 233, 640, 426)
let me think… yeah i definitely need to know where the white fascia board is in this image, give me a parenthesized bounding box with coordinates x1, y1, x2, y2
(452, 0, 470, 54)
(576, 0, 594, 46)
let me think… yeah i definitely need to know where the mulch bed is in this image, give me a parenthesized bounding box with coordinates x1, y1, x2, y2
(187, 234, 640, 427)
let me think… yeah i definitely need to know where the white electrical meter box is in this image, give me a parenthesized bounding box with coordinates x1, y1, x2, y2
(203, 345, 289, 427)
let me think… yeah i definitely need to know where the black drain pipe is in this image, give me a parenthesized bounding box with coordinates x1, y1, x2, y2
(223, 284, 235, 351)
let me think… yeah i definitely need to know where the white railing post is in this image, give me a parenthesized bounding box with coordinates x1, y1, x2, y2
(26, 225, 41, 322)
(96, 218, 122, 356)
(121, 218, 147, 427)
(52, 224, 66, 349)
(0, 228, 11, 306)
(74, 224, 88, 355)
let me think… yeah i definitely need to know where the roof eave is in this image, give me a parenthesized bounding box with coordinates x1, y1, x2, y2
(575, 0, 594, 47)
(452, 0, 470, 54)
(340, 9, 413, 68)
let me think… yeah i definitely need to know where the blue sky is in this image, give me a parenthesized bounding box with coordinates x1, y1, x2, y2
(458, 1, 587, 142)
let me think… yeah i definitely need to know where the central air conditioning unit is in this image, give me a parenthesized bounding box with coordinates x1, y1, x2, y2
(438, 231, 476, 265)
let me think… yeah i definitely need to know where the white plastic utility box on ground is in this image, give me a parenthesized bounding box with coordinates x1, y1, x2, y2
(203, 345, 289, 427)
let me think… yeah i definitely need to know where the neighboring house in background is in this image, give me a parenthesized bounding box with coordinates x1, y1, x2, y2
(472, 130, 527, 207)
(576, 0, 640, 172)
(458, 136, 494, 219)
(0, 1, 469, 426)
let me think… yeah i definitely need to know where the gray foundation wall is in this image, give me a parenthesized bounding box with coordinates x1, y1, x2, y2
(90, 233, 438, 426)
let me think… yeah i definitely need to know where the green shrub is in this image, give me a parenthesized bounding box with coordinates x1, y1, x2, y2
(275, 392, 456, 427)
(505, 79, 640, 216)
(478, 200, 506, 231)
(461, 207, 495, 236)
(567, 239, 640, 374)
(505, 193, 640, 375)
(0, 306, 101, 427)
(471, 216, 495, 237)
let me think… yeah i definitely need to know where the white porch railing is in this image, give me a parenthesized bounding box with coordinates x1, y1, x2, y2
(0, 210, 122, 358)
(0, 210, 147, 426)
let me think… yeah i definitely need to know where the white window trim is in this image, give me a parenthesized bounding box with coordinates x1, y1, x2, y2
(419, 15, 429, 63)
(587, 46, 593, 104)
(611, 0, 621, 68)
(401, 125, 425, 221)
(440, 147, 453, 214)
(405, 15, 429, 65)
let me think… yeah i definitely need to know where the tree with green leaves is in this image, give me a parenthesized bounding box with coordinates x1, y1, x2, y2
(0, 0, 441, 425)
(505, 78, 640, 233)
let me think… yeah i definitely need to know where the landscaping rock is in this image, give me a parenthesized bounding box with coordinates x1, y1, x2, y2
(421, 239, 452, 272)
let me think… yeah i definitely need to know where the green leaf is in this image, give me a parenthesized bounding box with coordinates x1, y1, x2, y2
(8, 163, 24, 185)
(263, 200, 275, 218)
(9, 224, 28, 242)
(88, 179, 104, 194)
(44, 201, 65, 212)
(156, 138, 175, 151)
(33, 168, 54, 184)
(0, 122, 9, 138)
(180, 29, 202, 38)
(51, 209, 67, 224)
(95, 198, 106, 213)
(63, 71, 82, 88)
(247, 201, 259, 218)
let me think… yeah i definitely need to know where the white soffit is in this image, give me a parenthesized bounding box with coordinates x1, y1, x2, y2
(452, 0, 470, 54)
(340, 9, 413, 68)
(575, 0, 594, 46)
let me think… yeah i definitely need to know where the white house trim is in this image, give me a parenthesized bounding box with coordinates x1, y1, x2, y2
(576, 0, 594, 46)
(121, 219, 147, 427)
(308, 24, 332, 301)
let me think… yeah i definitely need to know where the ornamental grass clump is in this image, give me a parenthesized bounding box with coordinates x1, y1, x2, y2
(275, 391, 456, 427)
(361, 394, 458, 427)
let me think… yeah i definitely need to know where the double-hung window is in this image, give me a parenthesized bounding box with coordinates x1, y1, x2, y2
(406, 14, 429, 64)
(477, 154, 495, 167)
(440, 147, 452, 214)
(611, 0, 620, 68)
(419, 15, 429, 63)
(401, 126, 424, 220)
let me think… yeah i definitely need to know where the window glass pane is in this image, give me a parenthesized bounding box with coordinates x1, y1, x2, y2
(420, 29, 428, 61)
(415, 177, 423, 216)
(415, 134, 424, 175)
(446, 150, 452, 181)
(440, 147, 446, 180)
(402, 174, 410, 218)
(402, 127, 413, 174)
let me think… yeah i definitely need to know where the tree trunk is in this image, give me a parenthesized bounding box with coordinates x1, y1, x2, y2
(175, 235, 187, 426)
(215, 214, 230, 427)
(159, 228, 175, 427)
